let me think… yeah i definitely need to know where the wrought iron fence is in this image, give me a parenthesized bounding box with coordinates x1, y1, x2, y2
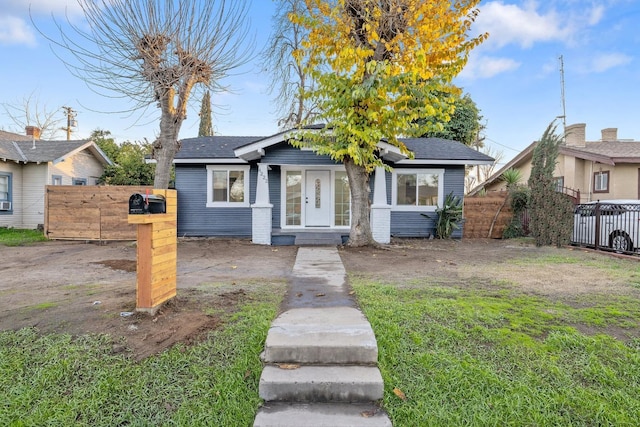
(571, 201, 640, 255)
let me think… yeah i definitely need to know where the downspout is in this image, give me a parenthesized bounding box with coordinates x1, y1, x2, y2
(588, 161, 594, 202)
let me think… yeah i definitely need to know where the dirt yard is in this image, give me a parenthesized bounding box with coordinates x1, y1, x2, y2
(1, 238, 638, 359)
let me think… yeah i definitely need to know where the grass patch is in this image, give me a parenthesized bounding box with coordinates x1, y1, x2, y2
(353, 280, 640, 425)
(0, 227, 47, 246)
(0, 289, 282, 426)
(23, 302, 58, 311)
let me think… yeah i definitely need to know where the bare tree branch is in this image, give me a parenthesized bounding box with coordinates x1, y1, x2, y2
(261, 0, 318, 129)
(2, 91, 64, 139)
(36, 0, 254, 188)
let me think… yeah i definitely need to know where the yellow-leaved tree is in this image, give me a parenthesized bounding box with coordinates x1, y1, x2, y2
(292, 0, 487, 246)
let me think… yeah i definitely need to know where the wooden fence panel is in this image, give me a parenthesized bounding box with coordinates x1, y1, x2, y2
(45, 185, 154, 241)
(463, 192, 513, 239)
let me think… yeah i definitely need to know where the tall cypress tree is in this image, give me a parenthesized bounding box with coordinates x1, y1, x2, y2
(528, 122, 573, 247)
(198, 91, 213, 137)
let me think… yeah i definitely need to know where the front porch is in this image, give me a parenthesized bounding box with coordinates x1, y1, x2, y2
(271, 229, 349, 246)
(252, 164, 391, 246)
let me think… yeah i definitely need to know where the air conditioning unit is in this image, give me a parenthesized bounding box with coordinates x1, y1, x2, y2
(0, 201, 11, 211)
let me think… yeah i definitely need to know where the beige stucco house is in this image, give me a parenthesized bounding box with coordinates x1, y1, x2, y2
(0, 127, 113, 229)
(471, 123, 640, 203)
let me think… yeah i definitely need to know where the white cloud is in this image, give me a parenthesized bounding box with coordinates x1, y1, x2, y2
(0, 16, 36, 46)
(476, 1, 569, 49)
(588, 53, 632, 73)
(0, 0, 84, 47)
(459, 55, 521, 80)
(3, 0, 83, 16)
(587, 5, 605, 26)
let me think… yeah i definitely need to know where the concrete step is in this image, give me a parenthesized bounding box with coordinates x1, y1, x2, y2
(294, 233, 343, 246)
(262, 307, 378, 364)
(254, 402, 392, 427)
(259, 365, 384, 402)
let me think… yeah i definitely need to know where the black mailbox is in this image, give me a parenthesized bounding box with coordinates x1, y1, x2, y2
(129, 193, 166, 214)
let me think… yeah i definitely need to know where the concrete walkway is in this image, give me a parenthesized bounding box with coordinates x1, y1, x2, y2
(253, 247, 392, 427)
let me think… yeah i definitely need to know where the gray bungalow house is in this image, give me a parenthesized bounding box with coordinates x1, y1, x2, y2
(173, 127, 493, 245)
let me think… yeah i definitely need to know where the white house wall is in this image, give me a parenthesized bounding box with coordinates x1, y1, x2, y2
(0, 162, 23, 228)
(21, 164, 48, 228)
(50, 150, 105, 185)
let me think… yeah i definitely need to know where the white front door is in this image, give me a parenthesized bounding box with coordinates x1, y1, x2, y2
(305, 170, 331, 226)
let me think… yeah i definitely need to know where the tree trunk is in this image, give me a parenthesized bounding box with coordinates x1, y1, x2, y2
(344, 157, 375, 247)
(153, 113, 182, 189)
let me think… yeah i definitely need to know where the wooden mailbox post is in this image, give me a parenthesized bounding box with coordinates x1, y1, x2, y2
(127, 189, 177, 313)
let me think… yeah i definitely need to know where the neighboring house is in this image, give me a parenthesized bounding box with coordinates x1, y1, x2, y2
(0, 128, 113, 229)
(173, 127, 493, 245)
(471, 123, 640, 203)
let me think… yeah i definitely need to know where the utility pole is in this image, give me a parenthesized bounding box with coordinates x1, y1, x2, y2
(61, 106, 77, 140)
(559, 55, 567, 136)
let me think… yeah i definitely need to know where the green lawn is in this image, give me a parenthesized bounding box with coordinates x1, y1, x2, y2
(0, 290, 281, 426)
(2, 245, 640, 426)
(0, 228, 47, 246)
(353, 253, 640, 426)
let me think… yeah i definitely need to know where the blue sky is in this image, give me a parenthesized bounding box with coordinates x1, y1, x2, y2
(1, 0, 639, 167)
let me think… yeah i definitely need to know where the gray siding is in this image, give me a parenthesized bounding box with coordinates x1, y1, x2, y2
(262, 144, 340, 165)
(389, 165, 465, 238)
(175, 165, 255, 237)
(269, 167, 283, 230)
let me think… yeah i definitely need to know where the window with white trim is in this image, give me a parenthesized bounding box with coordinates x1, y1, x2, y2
(392, 169, 444, 210)
(0, 172, 12, 213)
(206, 165, 250, 207)
(0, 173, 11, 201)
(593, 171, 609, 193)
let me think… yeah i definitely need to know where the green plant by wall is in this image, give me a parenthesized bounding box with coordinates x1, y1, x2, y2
(528, 122, 573, 247)
(426, 192, 463, 239)
(503, 187, 530, 239)
(489, 168, 523, 238)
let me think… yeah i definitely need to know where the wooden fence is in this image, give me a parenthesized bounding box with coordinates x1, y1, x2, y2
(45, 185, 154, 241)
(463, 192, 513, 239)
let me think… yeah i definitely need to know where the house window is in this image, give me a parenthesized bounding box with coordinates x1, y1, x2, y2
(393, 169, 444, 210)
(334, 171, 350, 226)
(593, 171, 609, 193)
(553, 176, 564, 192)
(72, 178, 87, 185)
(285, 171, 302, 225)
(52, 175, 62, 185)
(206, 166, 250, 207)
(0, 173, 12, 212)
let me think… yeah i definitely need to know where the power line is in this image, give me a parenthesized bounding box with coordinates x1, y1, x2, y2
(483, 136, 521, 152)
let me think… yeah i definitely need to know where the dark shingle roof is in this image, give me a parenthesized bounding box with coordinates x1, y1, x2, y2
(0, 130, 33, 142)
(176, 136, 263, 159)
(0, 139, 112, 165)
(176, 133, 493, 163)
(401, 137, 494, 161)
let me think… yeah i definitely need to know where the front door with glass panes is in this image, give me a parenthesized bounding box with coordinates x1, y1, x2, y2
(305, 170, 331, 226)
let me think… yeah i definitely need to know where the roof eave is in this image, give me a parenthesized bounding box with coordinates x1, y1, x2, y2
(234, 131, 293, 160)
(378, 141, 409, 162)
(560, 146, 615, 165)
(171, 158, 248, 164)
(395, 159, 494, 166)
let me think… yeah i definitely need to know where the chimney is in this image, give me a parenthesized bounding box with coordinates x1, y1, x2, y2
(25, 126, 41, 140)
(564, 123, 586, 147)
(601, 128, 618, 141)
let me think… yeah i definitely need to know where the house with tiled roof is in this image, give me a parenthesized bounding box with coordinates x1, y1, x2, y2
(171, 126, 494, 245)
(470, 123, 640, 203)
(0, 127, 113, 229)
